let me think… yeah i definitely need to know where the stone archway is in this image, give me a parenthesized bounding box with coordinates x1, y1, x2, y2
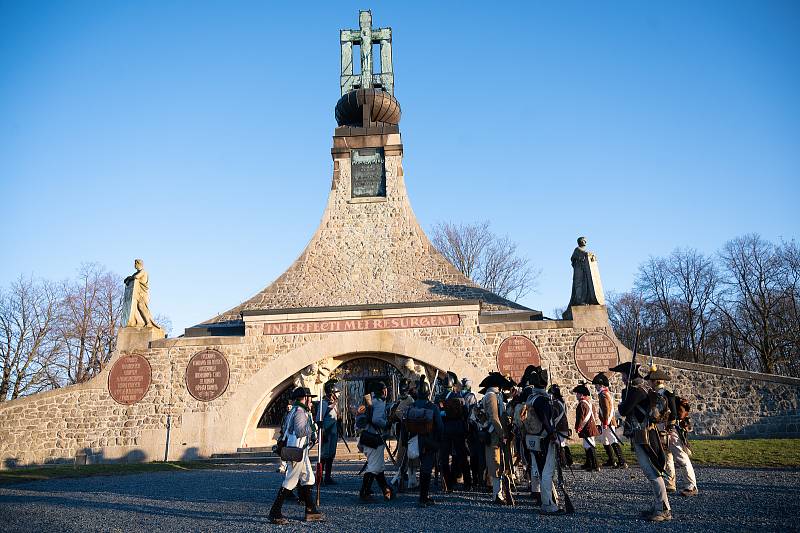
(205, 330, 484, 455)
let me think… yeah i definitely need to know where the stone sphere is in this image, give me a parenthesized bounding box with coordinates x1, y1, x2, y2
(335, 88, 401, 127)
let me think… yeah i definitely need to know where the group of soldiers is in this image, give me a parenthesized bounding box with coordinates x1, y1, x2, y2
(267, 360, 698, 524)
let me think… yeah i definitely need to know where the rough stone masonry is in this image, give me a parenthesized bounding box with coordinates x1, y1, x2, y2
(0, 10, 798, 469)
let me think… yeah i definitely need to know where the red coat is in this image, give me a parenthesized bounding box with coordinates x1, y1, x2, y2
(575, 398, 600, 437)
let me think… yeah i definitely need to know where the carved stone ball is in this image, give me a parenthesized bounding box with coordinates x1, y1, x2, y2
(335, 88, 401, 127)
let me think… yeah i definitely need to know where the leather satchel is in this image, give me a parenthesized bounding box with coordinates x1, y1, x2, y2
(279, 445, 304, 462)
(358, 430, 383, 449)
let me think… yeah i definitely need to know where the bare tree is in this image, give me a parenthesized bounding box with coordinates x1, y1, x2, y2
(431, 221, 539, 301)
(54, 263, 123, 385)
(0, 276, 60, 401)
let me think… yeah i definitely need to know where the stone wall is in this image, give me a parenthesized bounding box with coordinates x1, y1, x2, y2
(2, 305, 798, 469)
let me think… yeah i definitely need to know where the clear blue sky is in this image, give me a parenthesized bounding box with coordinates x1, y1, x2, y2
(1, 1, 798, 334)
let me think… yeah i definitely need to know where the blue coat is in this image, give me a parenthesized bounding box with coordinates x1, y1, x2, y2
(320, 397, 338, 459)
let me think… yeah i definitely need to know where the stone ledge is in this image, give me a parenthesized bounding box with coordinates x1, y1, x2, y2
(347, 197, 388, 204)
(150, 336, 246, 348)
(652, 355, 800, 386)
(478, 320, 574, 333)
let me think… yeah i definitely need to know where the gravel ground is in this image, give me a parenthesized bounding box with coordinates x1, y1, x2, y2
(1, 460, 798, 532)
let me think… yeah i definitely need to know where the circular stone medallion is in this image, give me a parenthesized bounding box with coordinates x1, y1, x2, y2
(108, 354, 152, 405)
(185, 349, 230, 402)
(573, 332, 620, 380)
(496, 336, 541, 382)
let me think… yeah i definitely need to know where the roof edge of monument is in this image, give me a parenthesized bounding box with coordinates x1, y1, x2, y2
(240, 299, 484, 317)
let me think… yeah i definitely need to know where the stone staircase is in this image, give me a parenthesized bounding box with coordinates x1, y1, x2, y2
(204, 438, 397, 465)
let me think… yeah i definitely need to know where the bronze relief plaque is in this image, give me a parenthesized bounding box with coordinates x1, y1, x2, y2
(496, 335, 541, 382)
(351, 148, 386, 197)
(186, 349, 230, 402)
(108, 354, 152, 405)
(574, 332, 619, 380)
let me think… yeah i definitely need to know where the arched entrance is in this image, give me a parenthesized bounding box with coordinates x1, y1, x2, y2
(330, 356, 403, 437)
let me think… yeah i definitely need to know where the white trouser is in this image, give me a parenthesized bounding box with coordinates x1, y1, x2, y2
(598, 426, 620, 446)
(665, 429, 697, 491)
(363, 444, 386, 475)
(282, 447, 315, 490)
(582, 436, 596, 450)
(529, 448, 540, 493)
(634, 443, 670, 512)
(540, 442, 560, 512)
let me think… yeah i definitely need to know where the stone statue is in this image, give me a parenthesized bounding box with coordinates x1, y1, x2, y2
(121, 259, 160, 328)
(397, 356, 426, 382)
(567, 237, 605, 308)
(294, 363, 319, 391)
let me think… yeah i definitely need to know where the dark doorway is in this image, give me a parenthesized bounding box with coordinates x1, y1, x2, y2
(331, 357, 403, 437)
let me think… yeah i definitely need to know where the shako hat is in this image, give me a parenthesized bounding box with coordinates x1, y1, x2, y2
(479, 372, 515, 390)
(591, 373, 610, 387)
(291, 387, 316, 400)
(572, 383, 591, 396)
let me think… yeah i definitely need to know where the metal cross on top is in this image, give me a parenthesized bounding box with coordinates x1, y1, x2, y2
(340, 10, 394, 96)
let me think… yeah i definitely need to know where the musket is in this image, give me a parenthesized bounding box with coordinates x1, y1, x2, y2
(339, 432, 353, 454)
(554, 440, 575, 514)
(622, 322, 641, 449)
(380, 433, 397, 465)
(316, 398, 324, 507)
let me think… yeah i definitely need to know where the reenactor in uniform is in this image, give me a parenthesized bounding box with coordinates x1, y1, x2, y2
(647, 367, 698, 497)
(548, 384, 573, 467)
(611, 361, 672, 522)
(437, 372, 471, 491)
(268, 387, 324, 524)
(357, 381, 396, 503)
(461, 377, 484, 490)
(406, 375, 443, 507)
(479, 372, 514, 504)
(573, 383, 601, 471)
(592, 372, 627, 468)
(390, 378, 417, 491)
(320, 379, 340, 485)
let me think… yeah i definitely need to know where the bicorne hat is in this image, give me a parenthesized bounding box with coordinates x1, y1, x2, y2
(572, 383, 591, 396)
(608, 361, 641, 376)
(479, 372, 515, 390)
(646, 367, 671, 381)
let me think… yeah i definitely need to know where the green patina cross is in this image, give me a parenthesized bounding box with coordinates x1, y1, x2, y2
(340, 10, 394, 96)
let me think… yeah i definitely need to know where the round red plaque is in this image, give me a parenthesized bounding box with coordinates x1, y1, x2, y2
(573, 332, 620, 380)
(108, 354, 152, 405)
(185, 349, 230, 402)
(496, 336, 541, 382)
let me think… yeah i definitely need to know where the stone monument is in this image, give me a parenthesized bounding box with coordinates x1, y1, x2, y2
(117, 259, 165, 352)
(563, 236, 605, 319)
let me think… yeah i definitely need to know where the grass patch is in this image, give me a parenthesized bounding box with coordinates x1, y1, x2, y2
(0, 461, 218, 486)
(568, 438, 800, 469)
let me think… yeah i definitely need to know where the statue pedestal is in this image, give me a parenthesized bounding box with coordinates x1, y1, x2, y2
(562, 304, 608, 327)
(117, 326, 166, 353)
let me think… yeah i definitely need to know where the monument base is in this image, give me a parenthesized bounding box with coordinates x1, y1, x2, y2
(117, 326, 166, 352)
(562, 304, 608, 327)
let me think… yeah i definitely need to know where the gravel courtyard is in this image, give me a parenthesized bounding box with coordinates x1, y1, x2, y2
(1, 461, 798, 532)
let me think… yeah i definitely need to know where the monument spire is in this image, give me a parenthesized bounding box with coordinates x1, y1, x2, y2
(340, 10, 394, 95)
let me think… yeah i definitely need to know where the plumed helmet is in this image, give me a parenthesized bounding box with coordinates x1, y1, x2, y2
(417, 375, 431, 400)
(323, 379, 340, 396)
(445, 371, 458, 389)
(591, 373, 610, 387)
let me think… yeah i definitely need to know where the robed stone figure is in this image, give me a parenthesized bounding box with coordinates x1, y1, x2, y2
(121, 259, 159, 328)
(567, 237, 605, 308)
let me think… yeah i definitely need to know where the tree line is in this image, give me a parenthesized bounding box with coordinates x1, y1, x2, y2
(608, 234, 800, 378)
(0, 263, 171, 402)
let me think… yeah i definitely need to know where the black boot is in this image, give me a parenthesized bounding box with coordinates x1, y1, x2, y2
(268, 487, 291, 525)
(419, 471, 434, 507)
(359, 473, 375, 502)
(612, 443, 628, 469)
(324, 458, 336, 484)
(602, 445, 617, 467)
(580, 449, 591, 471)
(563, 446, 574, 467)
(589, 447, 600, 472)
(375, 472, 396, 501)
(299, 485, 325, 522)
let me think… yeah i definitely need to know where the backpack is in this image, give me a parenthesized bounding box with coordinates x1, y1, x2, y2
(523, 391, 547, 436)
(443, 395, 465, 420)
(405, 406, 435, 435)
